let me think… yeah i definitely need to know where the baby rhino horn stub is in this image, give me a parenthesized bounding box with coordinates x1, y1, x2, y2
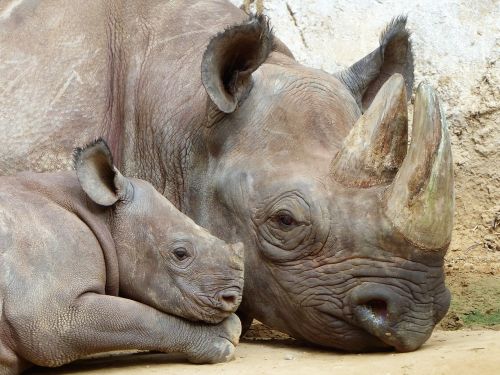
(385, 83, 454, 250)
(331, 73, 408, 187)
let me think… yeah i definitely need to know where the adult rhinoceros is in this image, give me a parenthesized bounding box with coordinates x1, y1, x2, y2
(0, 0, 453, 352)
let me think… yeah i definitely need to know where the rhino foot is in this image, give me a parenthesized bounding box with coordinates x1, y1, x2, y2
(186, 314, 241, 364)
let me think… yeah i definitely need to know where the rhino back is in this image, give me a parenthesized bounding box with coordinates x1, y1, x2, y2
(0, 0, 246, 177)
(0, 1, 115, 174)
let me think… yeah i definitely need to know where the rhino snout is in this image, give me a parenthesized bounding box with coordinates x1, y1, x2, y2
(215, 289, 242, 313)
(348, 283, 450, 352)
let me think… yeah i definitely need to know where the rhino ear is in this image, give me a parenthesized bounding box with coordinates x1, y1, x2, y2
(336, 16, 414, 112)
(73, 138, 132, 206)
(201, 14, 273, 114)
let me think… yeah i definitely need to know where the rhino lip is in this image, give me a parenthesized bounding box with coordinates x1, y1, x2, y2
(315, 309, 392, 351)
(185, 294, 238, 323)
(351, 304, 433, 352)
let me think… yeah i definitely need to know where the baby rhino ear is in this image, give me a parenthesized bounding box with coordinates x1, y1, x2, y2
(73, 138, 132, 206)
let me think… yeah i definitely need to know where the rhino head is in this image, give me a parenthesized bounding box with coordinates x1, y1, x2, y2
(191, 15, 453, 352)
(74, 139, 244, 324)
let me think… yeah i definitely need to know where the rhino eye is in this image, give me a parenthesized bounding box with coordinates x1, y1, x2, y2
(277, 212, 295, 227)
(173, 247, 190, 261)
(270, 210, 299, 231)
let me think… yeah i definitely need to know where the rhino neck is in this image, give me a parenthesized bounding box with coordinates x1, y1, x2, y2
(69, 194, 119, 297)
(115, 0, 248, 212)
(18, 171, 120, 295)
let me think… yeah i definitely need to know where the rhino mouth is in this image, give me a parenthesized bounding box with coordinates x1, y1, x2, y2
(187, 286, 243, 323)
(351, 304, 434, 352)
(312, 309, 391, 352)
(348, 283, 442, 352)
(179, 295, 237, 324)
(316, 300, 433, 352)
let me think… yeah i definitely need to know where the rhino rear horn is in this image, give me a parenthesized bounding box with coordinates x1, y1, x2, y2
(336, 16, 414, 112)
(201, 14, 273, 114)
(385, 83, 454, 250)
(331, 74, 408, 187)
(74, 138, 132, 206)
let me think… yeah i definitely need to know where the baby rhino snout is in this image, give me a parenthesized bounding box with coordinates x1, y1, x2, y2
(216, 289, 241, 312)
(214, 242, 244, 314)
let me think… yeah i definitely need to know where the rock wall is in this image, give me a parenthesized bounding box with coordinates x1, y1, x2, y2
(231, 0, 500, 255)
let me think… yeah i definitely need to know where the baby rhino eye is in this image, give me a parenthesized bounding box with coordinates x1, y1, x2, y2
(173, 247, 189, 261)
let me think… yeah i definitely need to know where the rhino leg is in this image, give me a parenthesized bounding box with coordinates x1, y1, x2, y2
(11, 294, 241, 370)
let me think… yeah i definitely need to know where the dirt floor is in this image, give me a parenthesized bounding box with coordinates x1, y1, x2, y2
(440, 248, 500, 330)
(27, 329, 500, 375)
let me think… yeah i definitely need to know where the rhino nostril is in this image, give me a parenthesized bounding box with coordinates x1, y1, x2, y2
(217, 290, 240, 312)
(350, 285, 396, 331)
(350, 284, 436, 352)
(363, 299, 388, 323)
(222, 294, 236, 305)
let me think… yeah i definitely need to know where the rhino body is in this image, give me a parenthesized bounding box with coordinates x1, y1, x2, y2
(0, 1, 454, 352)
(0, 140, 244, 374)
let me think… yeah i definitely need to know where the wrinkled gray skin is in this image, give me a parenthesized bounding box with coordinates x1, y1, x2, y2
(0, 0, 453, 352)
(0, 140, 244, 374)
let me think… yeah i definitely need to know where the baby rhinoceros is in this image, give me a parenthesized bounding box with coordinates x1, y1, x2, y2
(0, 139, 244, 375)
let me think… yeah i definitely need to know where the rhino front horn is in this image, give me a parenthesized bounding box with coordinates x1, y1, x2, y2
(331, 73, 408, 187)
(385, 83, 454, 250)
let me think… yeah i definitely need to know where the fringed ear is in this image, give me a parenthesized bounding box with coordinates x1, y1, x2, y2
(73, 138, 132, 206)
(201, 14, 274, 114)
(336, 16, 414, 112)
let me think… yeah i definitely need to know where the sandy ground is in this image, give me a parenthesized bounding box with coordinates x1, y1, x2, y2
(27, 330, 500, 375)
